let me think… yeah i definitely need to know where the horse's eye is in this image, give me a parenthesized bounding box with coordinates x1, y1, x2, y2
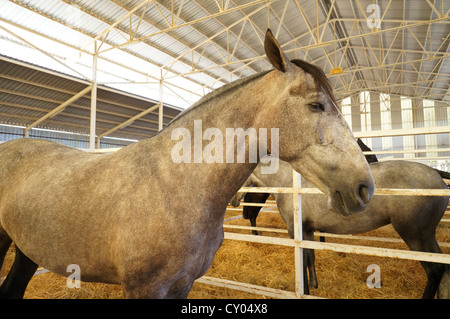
(308, 102, 325, 113)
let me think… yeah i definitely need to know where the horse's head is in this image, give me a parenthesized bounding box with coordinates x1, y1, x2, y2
(261, 29, 375, 216)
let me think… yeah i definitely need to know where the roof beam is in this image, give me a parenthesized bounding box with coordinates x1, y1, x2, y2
(0, 110, 156, 140)
(60, 0, 215, 93)
(105, 0, 237, 89)
(418, 2, 450, 99)
(0, 23, 89, 80)
(336, 78, 449, 96)
(90, 0, 150, 49)
(0, 16, 199, 104)
(97, 103, 160, 140)
(294, 0, 350, 92)
(193, 0, 262, 75)
(321, 0, 363, 93)
(425, 0, 444, 17)
(160, 1, 271, 76)
(155, 10, 448, 88)
(99, 0, 270, 54)
(283, 16, 450, 55)
(0, 72, 177, 124)
(349, 44, 448, 57)
(24, 85, 92, 137)
(0, 100, 161, 133)
(329, 53, 449, 78)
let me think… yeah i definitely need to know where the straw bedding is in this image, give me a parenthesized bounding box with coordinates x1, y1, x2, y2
(2, 207, 449, 299)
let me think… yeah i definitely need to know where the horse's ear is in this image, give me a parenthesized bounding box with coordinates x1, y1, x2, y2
(264, 29, 292, 73)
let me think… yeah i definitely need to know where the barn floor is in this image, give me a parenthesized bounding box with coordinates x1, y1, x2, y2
(2, 206, 450, 299)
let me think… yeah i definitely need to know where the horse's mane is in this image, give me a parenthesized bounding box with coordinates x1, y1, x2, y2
(291, 59, 336, 103)
(165, 59, 335, 129)
(164, 71, 270, 129)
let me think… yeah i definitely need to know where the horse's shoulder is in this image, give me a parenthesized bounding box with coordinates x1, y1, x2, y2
(0, 139, 96, 170)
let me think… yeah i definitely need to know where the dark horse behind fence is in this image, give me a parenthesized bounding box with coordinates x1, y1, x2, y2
(0, 30, 375, 298)
(233, 141, 450, 299)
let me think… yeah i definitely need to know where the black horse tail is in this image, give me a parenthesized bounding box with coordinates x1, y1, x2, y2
(242, 203, 251, 220)
(435, 169, 450, 180)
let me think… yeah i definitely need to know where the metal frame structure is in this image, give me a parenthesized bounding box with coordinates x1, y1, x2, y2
(0, 0, 448, 150)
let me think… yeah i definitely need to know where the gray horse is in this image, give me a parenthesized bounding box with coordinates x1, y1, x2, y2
(0, 30, 375, 298)
(232, 159, 450, 299)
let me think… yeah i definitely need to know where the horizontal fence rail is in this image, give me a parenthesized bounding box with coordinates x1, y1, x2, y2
(239, 187, 450, 196)
(221, 233, 450, 265)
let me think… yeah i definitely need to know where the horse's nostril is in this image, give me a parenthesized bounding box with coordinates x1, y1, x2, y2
(357, 183, 371, 205)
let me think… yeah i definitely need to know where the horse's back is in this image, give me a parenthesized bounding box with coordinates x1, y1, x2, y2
(0, 138, 86, 156)
(0, 139, 99, 200)
(0, 138, 89, 170)
(371, 160, 447, 189)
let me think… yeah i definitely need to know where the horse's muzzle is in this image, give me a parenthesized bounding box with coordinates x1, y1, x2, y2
(328, 181, 374, 216)
(357, 182, 373, 207)
(347, 181, 375, 214)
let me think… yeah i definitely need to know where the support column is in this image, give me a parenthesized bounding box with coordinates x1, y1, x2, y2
(351, 94, 361, 132)
(90, 43, 98, 151)
(158, 77, 164, 131)
(391, 96, 404, 158)
(292, 171, 304, 298)
(370, 92, 382, 152)
(413, 99, 425, 157)
(435, 101, 450, 157)
(24, 85, 92, 139)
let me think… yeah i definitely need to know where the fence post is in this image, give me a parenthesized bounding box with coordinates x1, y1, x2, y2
(292, 169, 304, 297)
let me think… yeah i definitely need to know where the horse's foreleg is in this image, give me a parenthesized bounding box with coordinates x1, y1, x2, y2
(419, 258, 445, 299)
(302, 259, 309, 295)
(303, 231, 318, 291)
(0, 246, 38, 299)
(398, 235, 444, 299)
(250, 216, 259, 235)
(122, 278, 193, 299)
(438, 265, 450, 299)
(418, 238, 445, 299)
(307, 248, 318, 289)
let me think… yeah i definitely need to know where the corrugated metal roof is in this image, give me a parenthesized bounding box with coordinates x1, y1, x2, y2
(0, 0, 448, 143)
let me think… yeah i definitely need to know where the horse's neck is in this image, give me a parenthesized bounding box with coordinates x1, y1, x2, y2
(311, 209, 384, 234)
(120, 73, 276, 212)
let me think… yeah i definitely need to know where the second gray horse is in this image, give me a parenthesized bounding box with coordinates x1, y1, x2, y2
(232, 159, 450, 298)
